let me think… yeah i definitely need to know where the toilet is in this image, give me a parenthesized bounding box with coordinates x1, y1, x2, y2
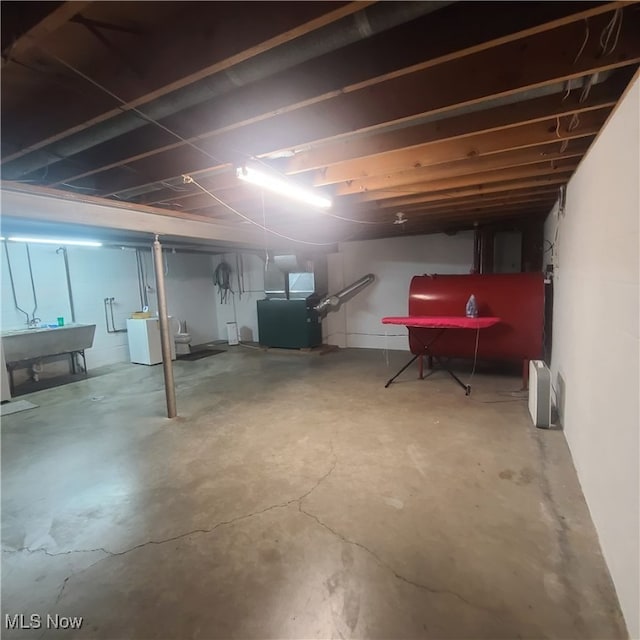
(174, 319, 192, 356)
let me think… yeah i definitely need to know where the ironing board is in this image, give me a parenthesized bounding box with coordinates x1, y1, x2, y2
(381, 316, 501, 395)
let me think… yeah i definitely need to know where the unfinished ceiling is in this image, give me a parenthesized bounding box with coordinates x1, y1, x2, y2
(1, 1, 639, 245)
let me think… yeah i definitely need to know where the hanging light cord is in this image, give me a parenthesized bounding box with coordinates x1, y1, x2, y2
(183, 175, 337, 246)
(466, 327, 481, 390)
(32, 45, 390, 228)
(32, 46, 225, 167)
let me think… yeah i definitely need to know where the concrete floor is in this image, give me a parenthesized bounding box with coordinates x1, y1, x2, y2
(1, 347, 627, 639)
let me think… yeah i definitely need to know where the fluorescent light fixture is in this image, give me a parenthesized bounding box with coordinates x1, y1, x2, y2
(236, 166, 331, 209)
(8, 237, 102, 247)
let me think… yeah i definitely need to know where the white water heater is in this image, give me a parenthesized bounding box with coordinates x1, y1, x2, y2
(528, 360, 551, 428)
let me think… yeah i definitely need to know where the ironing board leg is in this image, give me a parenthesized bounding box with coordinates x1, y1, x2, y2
(434, 356, 471, 395)
(385, 354, 420, 388)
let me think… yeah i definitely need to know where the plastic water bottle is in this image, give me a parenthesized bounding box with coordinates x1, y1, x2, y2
(465, 294, 478, 318)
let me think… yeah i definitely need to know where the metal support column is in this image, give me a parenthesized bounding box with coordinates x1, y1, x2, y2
(152, 235, 177, 418)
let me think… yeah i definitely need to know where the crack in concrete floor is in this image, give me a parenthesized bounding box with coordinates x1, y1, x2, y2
(5, 449, 340, 612)
(4, 447, 497, 621)
(295, 502, 502, 617)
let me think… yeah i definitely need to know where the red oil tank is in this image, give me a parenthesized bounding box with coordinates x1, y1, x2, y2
(408, 273, 544, 363)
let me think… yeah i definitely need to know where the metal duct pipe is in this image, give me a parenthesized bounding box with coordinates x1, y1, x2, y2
(2, 240, 30, 325)
(315, 273, 375, 315)
(111, 72, 614, 202)
(4, 2, 453, 180)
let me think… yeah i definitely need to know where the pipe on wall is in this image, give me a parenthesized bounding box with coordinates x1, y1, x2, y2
(2, 240, 30, 325)
(56, 247, 76, 323)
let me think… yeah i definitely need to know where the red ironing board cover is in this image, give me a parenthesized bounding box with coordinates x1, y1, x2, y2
(382, 316, 501, 329)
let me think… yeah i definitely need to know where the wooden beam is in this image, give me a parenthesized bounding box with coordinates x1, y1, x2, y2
(344, 159, 578, 205)
(316, 110, 606, 187)
(0, 181, 272, 247)
(335, 138, 592, 197)
(368, 174, 573, 209)
(286, 82, 619, 175)
(59, 7, 640, 197)
(350, 209, 549, 242)
(393, 185, 562, 212)
(84, 103, 600, 199)
(38, 4, 632, 182)
(49, 78, 615, 191)
(36, 3, 626, 187)
(200, 187, 560, 228)
(2, 2, 369, 163)
(357, 193, 559, 221)
(2, 2, 92, 59)
(290, 10, 639, 146)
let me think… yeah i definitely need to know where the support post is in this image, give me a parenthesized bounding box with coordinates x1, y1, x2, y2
(153, 235, 177, 418)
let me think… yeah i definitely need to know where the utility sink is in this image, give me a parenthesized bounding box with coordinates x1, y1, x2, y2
(1, 324, 96, 362)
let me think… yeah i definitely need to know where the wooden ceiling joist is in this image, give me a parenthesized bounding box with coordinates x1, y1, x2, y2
(369, 174, 573, 210)
(1, 2, 369, 162)
(314, 110, 608, 187)
(2, 2, 637, 242)
(58, 6, 640, 198)
(334, 138, 593, 197)
(10, 2, 628, 184)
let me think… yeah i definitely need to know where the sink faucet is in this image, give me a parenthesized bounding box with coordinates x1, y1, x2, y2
(27, 317, 41, 328)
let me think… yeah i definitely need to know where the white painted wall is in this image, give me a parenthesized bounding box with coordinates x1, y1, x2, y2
(207, 235, 474, 350)
(326, 232, 474, 349)
(1, 244, 218, 377)
(211, 252, 266, 343)
(544, 76, 639, 638)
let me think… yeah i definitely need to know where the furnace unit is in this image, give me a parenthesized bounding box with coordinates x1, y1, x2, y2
(257, 258, 323, 349)
(257, 254, 374, 349)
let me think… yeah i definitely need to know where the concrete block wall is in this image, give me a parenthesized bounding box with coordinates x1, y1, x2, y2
(544, 75, 640, 638)
(1, 244, 218, 376)
(208, 236, 475, 350)
(211, 252, 266, 343)
(326, 232, 474, 349)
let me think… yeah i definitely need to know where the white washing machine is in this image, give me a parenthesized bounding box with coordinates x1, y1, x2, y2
(126, 317, 176, 365)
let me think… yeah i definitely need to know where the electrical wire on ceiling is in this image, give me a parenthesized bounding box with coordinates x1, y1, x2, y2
(567, 113, 580, 132)
(29, 43, 389, 230)
(599, 8, 623, 56)
(160, 180, 190, 192)
(554, 115, 570, 154)
(573, 19, 590, 64)
(182, 174, 338, 246)
(33, 45, 226, 168)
